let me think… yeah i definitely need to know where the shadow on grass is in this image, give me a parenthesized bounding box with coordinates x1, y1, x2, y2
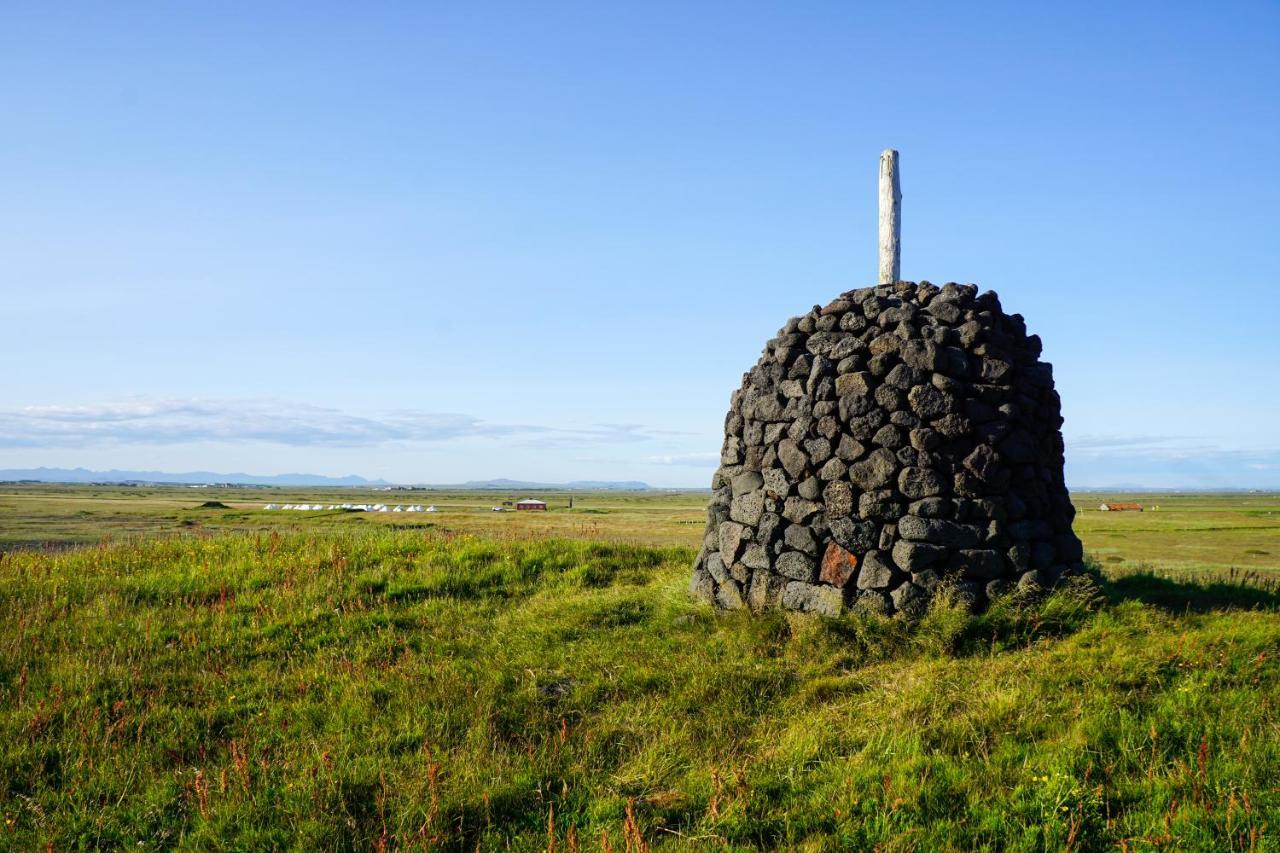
(819, 568, 1280, 664)
(1104, 570, 1280, 613)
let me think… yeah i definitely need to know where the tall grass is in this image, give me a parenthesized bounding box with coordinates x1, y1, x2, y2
(1, 530, 1278, 849)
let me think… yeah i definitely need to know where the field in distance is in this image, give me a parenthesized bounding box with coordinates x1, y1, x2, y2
(2, 483, 1279, 579)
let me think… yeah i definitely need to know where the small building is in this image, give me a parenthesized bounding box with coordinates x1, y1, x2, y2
(515, 498, 548, 511)
(1099, 502, 1143, 512)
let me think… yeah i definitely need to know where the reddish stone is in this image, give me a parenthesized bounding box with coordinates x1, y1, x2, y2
(820, 298, 853, 316)
(819, 541, 859, 587)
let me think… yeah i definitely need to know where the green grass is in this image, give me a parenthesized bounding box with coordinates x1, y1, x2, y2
(2, 530, 1279, 849)
(4, 484, 1280, 579)
(0, 484, 710, 550)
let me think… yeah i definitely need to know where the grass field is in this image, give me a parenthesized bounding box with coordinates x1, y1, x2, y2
(3, 484, 1279, 578)
(2, 486, 1280, 848)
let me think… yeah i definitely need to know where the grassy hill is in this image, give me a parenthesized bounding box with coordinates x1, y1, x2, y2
(2, 530, 1278, 849)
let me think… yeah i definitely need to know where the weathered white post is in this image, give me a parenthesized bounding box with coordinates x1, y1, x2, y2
(878, 149, 901, 283)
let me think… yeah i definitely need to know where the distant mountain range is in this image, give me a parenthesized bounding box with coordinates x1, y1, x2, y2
(0, 468, 653, 490)
(458, 478, 652, 491)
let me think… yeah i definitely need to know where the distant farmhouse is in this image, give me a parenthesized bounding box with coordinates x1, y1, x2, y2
(515, 498, 548, 511)
(1099, 502, 1144, 512)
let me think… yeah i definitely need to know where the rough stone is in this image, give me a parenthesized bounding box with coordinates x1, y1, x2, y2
(740, 544, 772, 571)
(782, 497, 821, 523)
(911, 569, 942, 592)
(715, 579, 747, 610)
(819, 542, 860, 587)
(729, 490, 765, 526)
(909, 427, 941, 451)
(718, 522, 748, 564)
(782, 581, 844, 616)
(747, 569, 785, 611)
(908, 384, 951, 419)
(892, 540, 948, 570)
(756, 512, 782, 545)
(849, 448, 898, 489)
(804, 437, 833, 465)
(783, 524, 818, 555)
(963, 444, 1001, 482)
(848, 410, 888, 440)
(777, 439, 808, 478)
(776, 551, 817, 582)
(1017, 569, 1045, 592)
(859, 490, 904, 521)
(898, 466, 947, 499)
(822, 480, 854, 518)
(856, 550, 898, 589)
(835, 372, 874, 397)
(957, 548, 1004, 579)
(899, 339, 941, 371)
(731, 471, 764, 496)
(818, 457, 847, 481)
(836, 434, 867, 462)
(890, 582, 927, 618)
(693, 281, 1081, 617)
(872, 423, 904, 449)
(689, 567, 716, 604)
(909, 497, 953, 519)
(762, 467, 790, 497)
(898, 515, 982, 548)
(829, 516, 878, 553)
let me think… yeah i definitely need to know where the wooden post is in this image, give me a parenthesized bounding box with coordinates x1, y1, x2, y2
(878, 149, 901, 283)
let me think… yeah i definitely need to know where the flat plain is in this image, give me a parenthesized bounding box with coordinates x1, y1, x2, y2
(2, 484, 1279, 579)
(2, 484, 1279, 849)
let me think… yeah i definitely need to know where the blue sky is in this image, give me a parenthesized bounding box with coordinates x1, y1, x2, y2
(2, 2, 1278, 487)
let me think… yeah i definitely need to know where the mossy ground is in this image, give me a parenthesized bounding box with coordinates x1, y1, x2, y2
(2, 531, 1279, 849)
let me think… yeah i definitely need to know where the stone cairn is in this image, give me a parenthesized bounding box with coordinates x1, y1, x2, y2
(689, 279, 1085, 618)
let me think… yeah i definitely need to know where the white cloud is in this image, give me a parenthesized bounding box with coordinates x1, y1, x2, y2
(0, 398, 670, 450)
(1065, 434, 1280, 489)
(648, 452, 720, 466)
(1067, 434, 1208, 455)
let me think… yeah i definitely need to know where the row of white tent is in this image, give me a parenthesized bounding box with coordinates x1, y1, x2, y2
(262, 503, 438, 513)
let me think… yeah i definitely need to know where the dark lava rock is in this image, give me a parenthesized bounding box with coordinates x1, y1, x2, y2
(692, 281, 1081, 617)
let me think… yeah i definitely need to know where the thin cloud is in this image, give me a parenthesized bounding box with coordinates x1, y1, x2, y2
(1065, 435, 1280, 489)
(1066, 434, 1208, 455)
(0, 398, 670, 450)
(648, 452, 720, 467)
